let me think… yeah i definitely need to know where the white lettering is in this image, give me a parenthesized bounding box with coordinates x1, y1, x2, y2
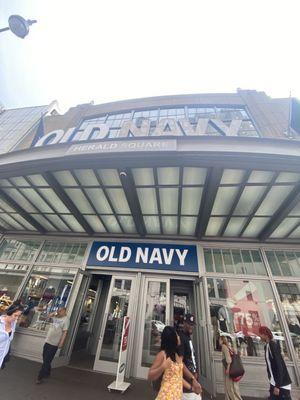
(119, 246, 131, 262)
(154, 118, 182, 136)
(149, 248, 163, 264)
(178, 118, 209, 136)
(209, 119, 242, 136)
(108, 246, 118, 262)
(96, 246, 109, 261)
(136, 247, 149, 263)
(35, 129, 65, 147)
(175, 248, 188, 266)
(60, 127, 78, 143)
(80, 123, 109, 141)
(162, 248, 174, 265)
(34, 117, 247, 147)
(119, 120, 150, 137)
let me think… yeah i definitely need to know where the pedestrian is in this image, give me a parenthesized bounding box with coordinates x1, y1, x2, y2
(178, 313, 202, 399)
(220, 335, 243, 400)
(0, 303, 24, 369)
(258, 326, 292, 400)
(36, 306, 70, 384)
(148, 326, 199, 399)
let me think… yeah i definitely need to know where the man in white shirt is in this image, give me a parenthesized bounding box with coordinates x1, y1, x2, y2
(36, 307, 70, 384)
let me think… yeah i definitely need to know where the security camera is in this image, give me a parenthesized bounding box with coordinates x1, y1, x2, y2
(119, 171, 127, 177)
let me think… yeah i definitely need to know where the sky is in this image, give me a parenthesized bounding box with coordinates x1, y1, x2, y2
(0, 0, 300, 113)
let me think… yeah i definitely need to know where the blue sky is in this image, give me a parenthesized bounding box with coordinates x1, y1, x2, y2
(0, 0, 299, 112)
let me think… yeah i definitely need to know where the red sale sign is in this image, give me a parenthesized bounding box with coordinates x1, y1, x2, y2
(122, 316, 130, 351)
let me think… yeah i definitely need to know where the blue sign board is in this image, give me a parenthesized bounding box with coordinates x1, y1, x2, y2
(87, 241, 198, 272)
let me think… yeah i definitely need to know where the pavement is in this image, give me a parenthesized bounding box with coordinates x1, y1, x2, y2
(0, 356, 259, 400)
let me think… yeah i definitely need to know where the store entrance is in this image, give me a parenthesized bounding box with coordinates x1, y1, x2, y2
(69, 273, 198, 380)
(134, 276, 195, 379)
(69, 274, 111, 370)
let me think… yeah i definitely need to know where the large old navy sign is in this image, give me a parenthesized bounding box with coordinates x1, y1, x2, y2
(34, 117, 250, 147)
(87, 241, 198, 272)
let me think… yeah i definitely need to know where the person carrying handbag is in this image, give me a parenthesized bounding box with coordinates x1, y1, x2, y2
(220, 336, 243, 400)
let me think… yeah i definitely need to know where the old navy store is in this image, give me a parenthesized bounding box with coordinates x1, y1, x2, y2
(2, 91, 300, 398)
(72, 240, 200, 380)
(3, 236, 299, 398)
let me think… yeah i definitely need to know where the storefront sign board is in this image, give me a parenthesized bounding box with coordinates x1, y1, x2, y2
(87, 241, 198, 272)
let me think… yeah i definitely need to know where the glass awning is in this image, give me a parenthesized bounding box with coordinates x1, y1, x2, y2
(0, 166, 299, 241)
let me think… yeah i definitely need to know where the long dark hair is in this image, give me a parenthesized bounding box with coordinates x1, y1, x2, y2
(6, 304, 24, 316)
(160, 326, 178, 362)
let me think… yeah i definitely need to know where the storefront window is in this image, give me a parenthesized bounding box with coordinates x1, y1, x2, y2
(0, 264, 28, 313)
(204, 248, 267, 275)
(19, 266, 76, 331)
(37, 241, 87, 265)
(0, 239, 41, 261)
(266, 250, 300, 277)
(276, 283, 300, 359)
(207, 278, 287, 357)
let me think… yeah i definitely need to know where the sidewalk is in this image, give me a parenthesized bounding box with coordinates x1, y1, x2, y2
(0, 356, 258, 400)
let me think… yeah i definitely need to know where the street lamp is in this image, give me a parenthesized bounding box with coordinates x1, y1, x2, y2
(0, 15, 37, 39)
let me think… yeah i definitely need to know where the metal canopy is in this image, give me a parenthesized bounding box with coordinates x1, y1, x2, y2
(0, 135, 298, 242)
(0, 164, 299, 242)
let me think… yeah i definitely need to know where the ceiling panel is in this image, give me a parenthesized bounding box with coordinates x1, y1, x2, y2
(242, 217, 271, 237)
(181, 188, 203, 215)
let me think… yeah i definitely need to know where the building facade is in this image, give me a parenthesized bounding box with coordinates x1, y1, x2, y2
(0, 90, 299, 397)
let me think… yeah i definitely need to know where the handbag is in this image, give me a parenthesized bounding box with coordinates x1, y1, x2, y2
(227, 346, 245, 382)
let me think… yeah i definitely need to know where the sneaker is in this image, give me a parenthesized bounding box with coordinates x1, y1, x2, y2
(36, 379, 43, 384)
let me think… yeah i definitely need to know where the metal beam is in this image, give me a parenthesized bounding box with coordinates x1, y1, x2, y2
(219, 170, 252, 236)
(0, 189, 46, 233)
(153, 168, 163, 235)
(195, 167, 223, 238)
(239, 173, 279, 237)
(259, 182, 300, 241)
(177, 167, 183, 235)
(70, 171, 109, 233)
(285, 221, 300, 239)
(43, 172, 94, 235)
(118, 168, 146, 236)
(93, 170, 125, 234)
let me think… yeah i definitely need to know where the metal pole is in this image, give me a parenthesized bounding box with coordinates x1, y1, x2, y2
(0, 27, 10, 33)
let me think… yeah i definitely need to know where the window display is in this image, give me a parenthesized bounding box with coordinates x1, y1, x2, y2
(0, 264, 28, 313)
(276, 282, 300, 358)
(19, 266, 76, 331)
(207, 278, 287, 357)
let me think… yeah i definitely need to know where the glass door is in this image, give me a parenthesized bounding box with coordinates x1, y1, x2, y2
(195, 277, 215, 396)
(93, 275, 136, 374)
(136, 277, 170, 378)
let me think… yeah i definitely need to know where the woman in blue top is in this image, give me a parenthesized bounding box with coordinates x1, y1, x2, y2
(0, 303, 23, 369)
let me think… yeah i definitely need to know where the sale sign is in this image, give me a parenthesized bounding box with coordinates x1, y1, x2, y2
(116, 316, 130, 386)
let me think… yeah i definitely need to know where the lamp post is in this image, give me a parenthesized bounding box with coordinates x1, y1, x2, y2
(0, 15, 37, 39)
